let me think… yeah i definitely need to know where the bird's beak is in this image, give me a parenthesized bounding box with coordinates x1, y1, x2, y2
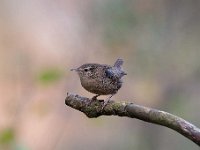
(70, 68, 78, 71)
(122, 71, 127, 76)
(123, 72, 127, 75)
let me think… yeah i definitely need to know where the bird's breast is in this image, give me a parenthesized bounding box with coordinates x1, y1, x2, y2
(80, 77, 122, 95)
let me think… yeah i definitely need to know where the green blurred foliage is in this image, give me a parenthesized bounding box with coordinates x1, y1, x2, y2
(0, 128, 14, 145)
(91, 0, 137, 46)
(36, 68, 63, 85)
(15, 143, 29, 150)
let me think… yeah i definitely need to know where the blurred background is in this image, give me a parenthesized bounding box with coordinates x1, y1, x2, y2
(0, 0, 200, 150)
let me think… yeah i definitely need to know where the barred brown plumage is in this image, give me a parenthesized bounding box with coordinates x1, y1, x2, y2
(71, 59, 127, 106)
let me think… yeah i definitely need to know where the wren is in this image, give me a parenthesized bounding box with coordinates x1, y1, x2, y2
(71, 59, 127, 105)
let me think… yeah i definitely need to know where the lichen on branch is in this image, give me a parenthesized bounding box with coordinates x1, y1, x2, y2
(65, 93, 200, 146)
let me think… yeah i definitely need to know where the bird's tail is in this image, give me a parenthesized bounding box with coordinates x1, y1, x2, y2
(113, 58, 124, 68)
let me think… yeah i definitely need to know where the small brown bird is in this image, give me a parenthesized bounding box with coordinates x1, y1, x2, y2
(71, 59, 127, 105)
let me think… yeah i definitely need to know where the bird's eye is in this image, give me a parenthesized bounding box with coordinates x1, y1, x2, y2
(90, 67, 94, 70)
(84, 68, 88, 72)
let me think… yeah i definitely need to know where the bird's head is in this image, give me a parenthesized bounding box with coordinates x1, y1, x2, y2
(71, 64, 96, 79)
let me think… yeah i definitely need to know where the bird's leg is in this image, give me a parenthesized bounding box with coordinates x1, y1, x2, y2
(92, 94, 100, 101)
(102, 94, 114, 109)
(86, 94, 101, 106)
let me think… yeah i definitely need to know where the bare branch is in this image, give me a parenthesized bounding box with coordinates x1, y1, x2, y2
(65, 93, 200, 146)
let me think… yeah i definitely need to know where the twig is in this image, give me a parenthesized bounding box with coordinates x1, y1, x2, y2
(65, 93, 200, 146)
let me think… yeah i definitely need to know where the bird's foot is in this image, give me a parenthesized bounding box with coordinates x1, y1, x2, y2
(102, 95, 113, 110)
(86, 95, 101, 106)
(102, 99, 110, 109)
(92, 94, 100, 101)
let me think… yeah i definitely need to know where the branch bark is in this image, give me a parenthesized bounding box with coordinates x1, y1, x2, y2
(65, 93, 200, 146)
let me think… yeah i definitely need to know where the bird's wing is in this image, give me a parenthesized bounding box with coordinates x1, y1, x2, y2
(105, 67, 127, 80)
(105, 68, 115, 79)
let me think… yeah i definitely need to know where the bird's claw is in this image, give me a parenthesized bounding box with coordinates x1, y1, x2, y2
(92, 94, 100, 100)
(102, 99, 110, 110)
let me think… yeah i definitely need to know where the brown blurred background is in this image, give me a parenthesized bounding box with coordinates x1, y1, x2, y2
(0, 0, 200, 150)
